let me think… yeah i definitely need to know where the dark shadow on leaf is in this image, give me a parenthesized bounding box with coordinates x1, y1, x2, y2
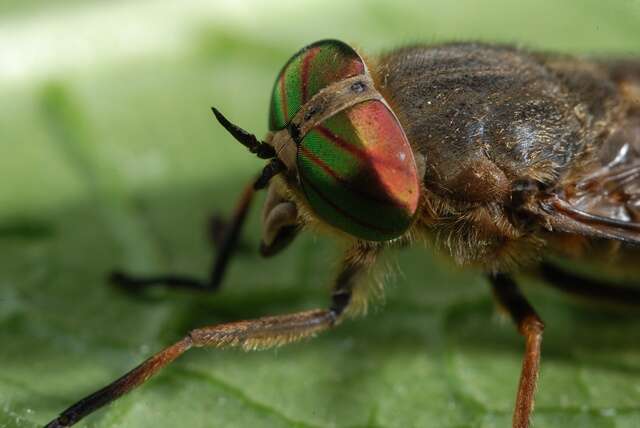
(0, 219, 55, 240)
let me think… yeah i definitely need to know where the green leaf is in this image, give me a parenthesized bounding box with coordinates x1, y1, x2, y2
(2, 1, 640, 427)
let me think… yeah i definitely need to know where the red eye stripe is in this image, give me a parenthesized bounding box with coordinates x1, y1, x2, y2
(314, 124, 413, 180)
(299, 144, 411, 211)
(301, 47, 320, 103)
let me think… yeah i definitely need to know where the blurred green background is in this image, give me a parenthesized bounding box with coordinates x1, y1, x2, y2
(2, 1, 640, 427)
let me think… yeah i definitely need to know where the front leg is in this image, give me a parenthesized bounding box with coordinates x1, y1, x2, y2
(488, 273, 545, 428)
(44, 244, 378, 428)
(110, 178, 256, 293)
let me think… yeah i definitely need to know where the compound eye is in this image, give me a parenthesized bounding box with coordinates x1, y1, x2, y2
(297, 100, 420, 241)
(269, 39, 366, 131)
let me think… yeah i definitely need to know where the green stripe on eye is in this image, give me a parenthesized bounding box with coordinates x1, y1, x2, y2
(299, 167, 403, 240)
(270, 79, 285, 130)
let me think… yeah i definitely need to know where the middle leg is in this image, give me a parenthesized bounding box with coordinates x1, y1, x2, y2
(538, 261, 640, 305)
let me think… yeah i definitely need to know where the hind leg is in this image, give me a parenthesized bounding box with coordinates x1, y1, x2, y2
(489, 273, 545, 428)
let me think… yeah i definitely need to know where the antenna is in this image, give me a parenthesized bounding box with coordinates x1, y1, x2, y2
(211, 107, 276, 159)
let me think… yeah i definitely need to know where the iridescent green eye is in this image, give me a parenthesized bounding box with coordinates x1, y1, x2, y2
(269, 39, 365, 131)
(268, 39, 420, 241)
(297, 100, 420, 241)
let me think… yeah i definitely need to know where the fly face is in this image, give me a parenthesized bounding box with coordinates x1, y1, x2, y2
(218, 40, 421, 245)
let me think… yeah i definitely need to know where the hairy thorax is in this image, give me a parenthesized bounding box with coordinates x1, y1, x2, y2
(373, 43, 626, 270)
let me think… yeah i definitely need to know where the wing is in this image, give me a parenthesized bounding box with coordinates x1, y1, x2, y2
(530, 120, 640, 244)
